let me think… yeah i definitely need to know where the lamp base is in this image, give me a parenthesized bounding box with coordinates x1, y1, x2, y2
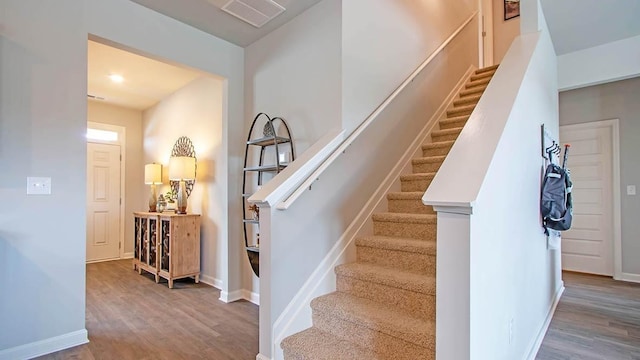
(176, 180, 188, 214)
(148, 184, 158, 212)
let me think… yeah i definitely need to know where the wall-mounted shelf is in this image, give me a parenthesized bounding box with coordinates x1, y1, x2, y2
(242, 113, 295, 277)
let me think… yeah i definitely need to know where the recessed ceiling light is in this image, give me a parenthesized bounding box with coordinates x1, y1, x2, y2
(109, 74, 124, 83)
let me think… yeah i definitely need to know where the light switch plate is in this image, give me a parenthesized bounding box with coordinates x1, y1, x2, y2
(627, 185, 636, 196)
(27, 177, 52, 195)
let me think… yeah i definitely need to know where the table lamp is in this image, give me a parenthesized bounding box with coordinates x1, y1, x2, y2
(144, 163, 163, 212)
(169, 156, 196, 214)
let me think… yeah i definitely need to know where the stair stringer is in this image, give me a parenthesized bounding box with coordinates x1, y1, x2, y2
(270, 65, 476, 360)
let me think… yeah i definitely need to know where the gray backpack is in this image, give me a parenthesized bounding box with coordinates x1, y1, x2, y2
(541, 145, 573, 234)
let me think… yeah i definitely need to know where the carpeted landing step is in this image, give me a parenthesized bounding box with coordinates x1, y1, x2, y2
(372, 212, 436, 241)
(356, 235, 436, 274)
(311, 292, 435, 360)
(281, 327, 379, 360)
(336, 262, 435, 320)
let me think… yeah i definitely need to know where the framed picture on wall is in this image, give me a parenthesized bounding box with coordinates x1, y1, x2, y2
(504, 0, 520, 20)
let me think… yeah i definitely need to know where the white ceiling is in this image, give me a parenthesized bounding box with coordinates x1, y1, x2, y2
(541, 0, 640, 55)
(129, 0, 324, 47)
(87, 40, 206, 110)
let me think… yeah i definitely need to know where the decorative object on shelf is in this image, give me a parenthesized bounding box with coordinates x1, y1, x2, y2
(248, 204, 260, 221)
(169, 155, 196, 214)
(242, 113, 295, 277)
(145, 163, 163, 212)
(157, 194, 167, 213)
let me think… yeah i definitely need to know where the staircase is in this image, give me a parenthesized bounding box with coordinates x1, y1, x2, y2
(281, 65, 499, 360)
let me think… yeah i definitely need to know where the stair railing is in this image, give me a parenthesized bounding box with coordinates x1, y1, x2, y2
(248, 11, 478, 210)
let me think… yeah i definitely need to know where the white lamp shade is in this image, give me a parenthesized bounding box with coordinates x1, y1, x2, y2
(169, 156, 196, 180)
(144, 163, 163, 184)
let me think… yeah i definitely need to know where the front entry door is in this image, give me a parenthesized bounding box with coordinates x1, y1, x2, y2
(560, 122, 615, 276)
(87, 142, 121, 262)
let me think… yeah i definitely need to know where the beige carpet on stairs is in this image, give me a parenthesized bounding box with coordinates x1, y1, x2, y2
(281, 64, 499, 360)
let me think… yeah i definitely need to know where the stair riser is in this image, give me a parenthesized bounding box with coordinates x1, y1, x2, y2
(465, 78, 490, 89)
(470, 71, 495, 82)
(439, 118, 467, 130)
(453, 98, 479, 108)
(356, 246, 435, 275)
(373, 221, 436, 241)
(447, 107, 474, 117)
(432, 132, 460, 142)
(400, 178, 433, 192)
(422, 144, 452, 157)
(460, 87, 485, 98)
(336, 276, 435, 320)
(412, 161, 443, 173)
(388, 198, 435, 214)
(312, 311, 434, 360)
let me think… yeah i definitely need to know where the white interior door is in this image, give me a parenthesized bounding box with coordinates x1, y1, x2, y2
(560, 122, 615, 275)
(87, 142, 121, 262)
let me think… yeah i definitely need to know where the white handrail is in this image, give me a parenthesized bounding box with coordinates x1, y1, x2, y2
(274, 11, 478, 210)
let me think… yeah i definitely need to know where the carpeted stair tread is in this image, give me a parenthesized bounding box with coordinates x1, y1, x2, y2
(387, 191, 423, 199)
(372, 212, 436, 224)
(431, 127, 463, 137)
(336, 262, 435, 295)
(311, 292, 435, 349)
(422, 140, 455, 150)
(400, 172, 436, 181)
(412, 155, 446, 165)
(356, 235, 436, 256)
(475, 64, 499, 74)
(447, 104, 475, 117)
(465, 77, 491, 89)
(469, 70, 495, 82)
(439, 115, 470, 130)
(281, 327, 380, 360)
(453, 94, 481, 107)
(459, 86, 486, 97)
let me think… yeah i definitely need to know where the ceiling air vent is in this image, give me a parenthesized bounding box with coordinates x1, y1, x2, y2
(221, 0, 285, 28)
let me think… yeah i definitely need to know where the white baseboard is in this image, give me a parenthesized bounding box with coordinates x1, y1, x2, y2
(256, 354, 271, 360)
(525, 283, 565, 360)
(618, 272, 640, 283)
(122, 252, 134, 259)
(269, 66, 476, 360)
(0, 329, 88, 360)
(199, 274, 223, 290)
(243, 290, 260, 305)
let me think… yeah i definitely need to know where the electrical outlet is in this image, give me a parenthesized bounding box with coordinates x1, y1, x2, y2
(627, 185, 636, 196)
(27, 177, 52, 195)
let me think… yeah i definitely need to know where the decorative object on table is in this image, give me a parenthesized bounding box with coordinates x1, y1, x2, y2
(157, 194, 167, 213)
(504, 0, 520, 20)
(165, 190, 177, 210)
(169, 137, 197, 215)
(242, 113, 295, 277)
(144, 163, 163, 212)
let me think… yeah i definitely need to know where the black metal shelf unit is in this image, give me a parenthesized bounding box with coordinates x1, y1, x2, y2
(242, 113, 295, 277)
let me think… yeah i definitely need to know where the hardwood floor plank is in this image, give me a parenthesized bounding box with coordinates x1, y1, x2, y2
(35, 260, 258, 360)
(537, 272, 640, 360)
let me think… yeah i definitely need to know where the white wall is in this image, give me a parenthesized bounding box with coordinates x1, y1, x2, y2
(0, 1, 88, 355)
(342, 0, 477, 132)
(0, 0, 244, 357)
(557, 34, 640, 91)
(493, 0, 521, 63)
(559, 76, 640, 277)
(143, 77, 225, 287)
(87, 101, 143, 256)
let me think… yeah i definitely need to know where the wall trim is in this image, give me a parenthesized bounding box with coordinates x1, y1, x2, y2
(0, 329, 88, 360)
(243, 290, 260, 305)
(618, 273, 640, 283)
(122, 252, 134, 259)
(200, 274, 223, 290)
(525, 284, 565, 360)
(270, 66, 476, 359)
(220, 290, 244, 303)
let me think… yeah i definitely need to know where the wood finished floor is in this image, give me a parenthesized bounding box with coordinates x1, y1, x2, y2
(36, 260, 258, 360)
(537, 272, 640, 360)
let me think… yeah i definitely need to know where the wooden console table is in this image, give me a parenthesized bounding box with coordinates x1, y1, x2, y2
(133, 212, 201, 288)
